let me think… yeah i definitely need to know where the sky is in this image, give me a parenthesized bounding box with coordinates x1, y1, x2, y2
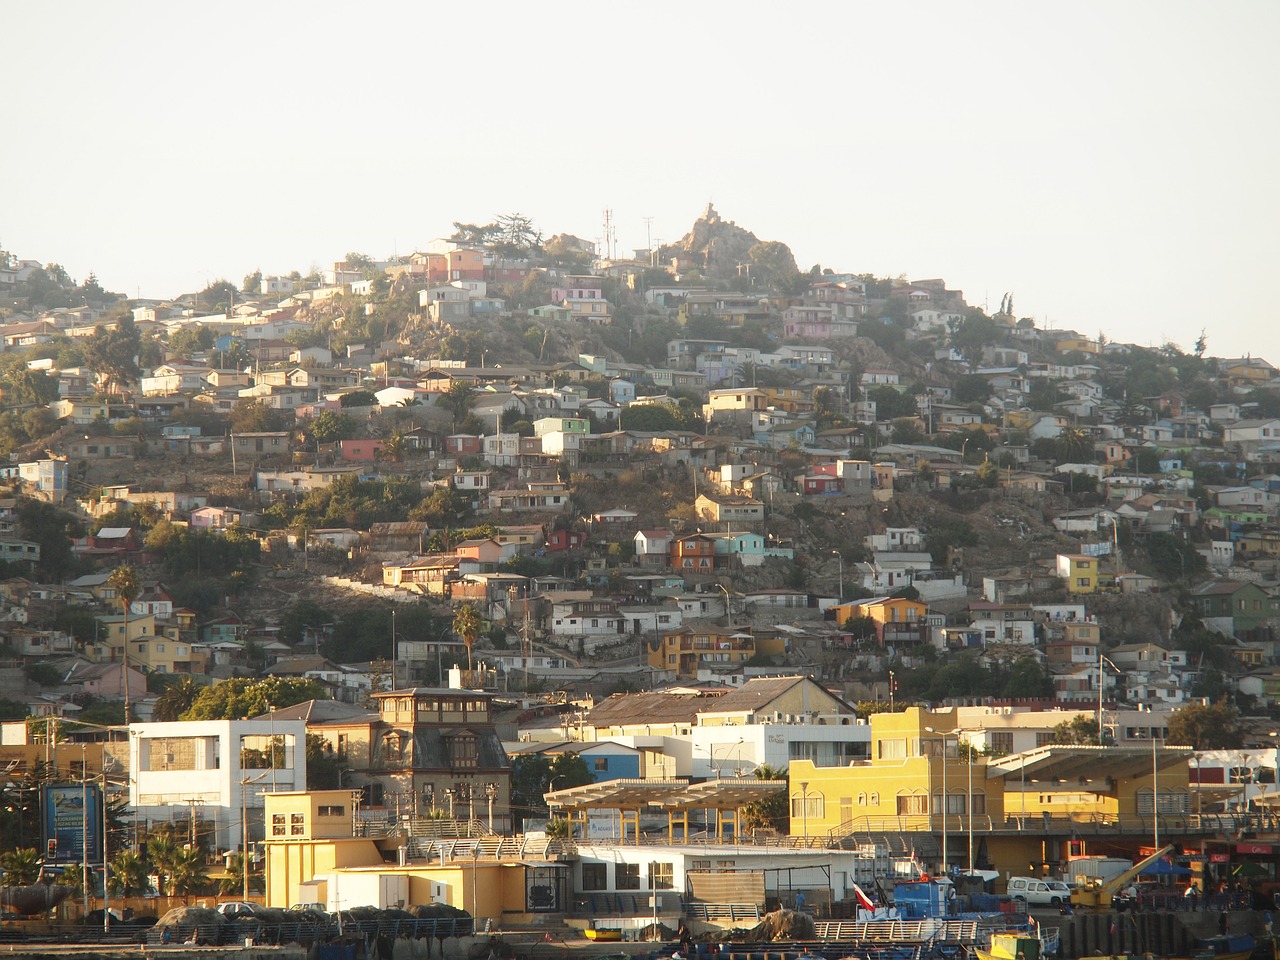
(3, 1, 1279, 360)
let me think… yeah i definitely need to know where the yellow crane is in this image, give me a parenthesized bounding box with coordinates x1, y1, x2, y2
(1070, 843, 1177, 911)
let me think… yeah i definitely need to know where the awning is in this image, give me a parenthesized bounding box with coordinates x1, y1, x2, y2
(545, 778, 786, 812)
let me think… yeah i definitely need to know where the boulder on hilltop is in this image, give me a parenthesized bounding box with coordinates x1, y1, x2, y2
(669, 203, 797, 283)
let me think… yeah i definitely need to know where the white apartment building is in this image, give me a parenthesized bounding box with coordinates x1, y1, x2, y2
(129, 719, 307, 851)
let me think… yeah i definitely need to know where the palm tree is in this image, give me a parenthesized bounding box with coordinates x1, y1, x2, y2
(451, 604, 481, 672)
(383, 431, 407, 463)
(219, 853, 261, 896)
(107, 849, 150, 897)
(145, 833, 179, 898)
(741, 764, 789, 834)
(0, 847, 41, 885)
(153, 676, 200, 722)
(168, 847, 211, 902)
(107, 565, 140, 720)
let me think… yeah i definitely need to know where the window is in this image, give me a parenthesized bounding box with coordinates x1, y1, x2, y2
(616, 863, 641, 890)
(593, 758, 608, 772)
(318, 805, 345, 817)
(878, 738, 907, 760)
(147, 737, 197, 771)
(650, 862, 674, 890)
(990, 732, 1014, 754)
(790, 794, 824, 820)
(448, 735, 477, 768)
(582, 863, 607, 890)
(897, 793, 928, 816)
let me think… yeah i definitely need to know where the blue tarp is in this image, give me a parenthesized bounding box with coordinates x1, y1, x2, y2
(1139, 858, 1192, 877)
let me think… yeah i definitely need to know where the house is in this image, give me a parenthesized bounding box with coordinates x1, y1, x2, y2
(634, 529, 673, 566)
(1223, 419, 1280, 457)
(233, 432, 291, 455)
(1191, 581, 1277, 642)
(671, 534, 717, 573)
(1056, 554, 1100, 593)
(695, 494, 765, 525)
(830, 596, 930, 650)
(646, 626, 760, 678)
(545, 528, 586, 552)
(338, 439, 386, 462)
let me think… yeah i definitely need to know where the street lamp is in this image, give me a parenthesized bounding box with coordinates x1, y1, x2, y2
(1097, 654, 1121, 743)
(924, 729, 949, 875)
(924, 727, 974, 874)
(485, 783, 497, 835)
(795, 781, 813, 844)
(831, 550, 844, 602)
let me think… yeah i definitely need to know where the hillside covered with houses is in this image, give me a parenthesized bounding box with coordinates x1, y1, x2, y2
(0, 205, 1278, 823)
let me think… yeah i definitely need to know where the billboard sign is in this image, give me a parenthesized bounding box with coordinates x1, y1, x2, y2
(42, 782, 102, 864)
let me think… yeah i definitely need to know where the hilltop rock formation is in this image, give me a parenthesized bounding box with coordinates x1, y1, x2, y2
(668, 204, 797, 283)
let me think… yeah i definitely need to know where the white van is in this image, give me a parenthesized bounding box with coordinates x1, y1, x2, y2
(1007, 876, 1073, 906)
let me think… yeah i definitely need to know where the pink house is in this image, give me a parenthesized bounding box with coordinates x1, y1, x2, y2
(339, 439, 386, 462)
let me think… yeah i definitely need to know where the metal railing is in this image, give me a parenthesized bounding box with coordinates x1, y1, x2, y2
(827, 810, 1280, 844)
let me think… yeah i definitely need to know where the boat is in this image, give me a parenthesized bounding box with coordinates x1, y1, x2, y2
(584, 926, 623, 941)
(974, 931, 1042, 960)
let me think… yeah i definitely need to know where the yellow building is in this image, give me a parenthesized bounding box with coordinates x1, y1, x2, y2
(789, 707, 1195, 878)
(263, 790, 561, 916)
(1055, 553, 1099, 593)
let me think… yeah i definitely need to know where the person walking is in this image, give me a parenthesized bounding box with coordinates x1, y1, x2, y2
(1219, 910, 1229, 936)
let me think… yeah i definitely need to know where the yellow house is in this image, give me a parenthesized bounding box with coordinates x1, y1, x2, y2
(829, 596, 930, 649)
(263, 790, 558, 916)
(1055, 337, 1101, 355)
(1055, 554, 1098, 593)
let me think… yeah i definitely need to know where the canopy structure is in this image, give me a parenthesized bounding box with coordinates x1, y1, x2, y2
(545, 778, 787, 843)
(986, 744, 1195, 787)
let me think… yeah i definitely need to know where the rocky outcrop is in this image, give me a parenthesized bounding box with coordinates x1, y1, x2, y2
(669, 204, 795, 282)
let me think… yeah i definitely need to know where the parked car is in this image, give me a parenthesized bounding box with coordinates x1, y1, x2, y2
(1007, 876, 1073, 906)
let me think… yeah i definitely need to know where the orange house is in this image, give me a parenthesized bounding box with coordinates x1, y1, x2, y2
(671, 534, 717, 572)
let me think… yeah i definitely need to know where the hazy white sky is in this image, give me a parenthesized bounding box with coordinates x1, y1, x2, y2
(4, 1, 1278, 359)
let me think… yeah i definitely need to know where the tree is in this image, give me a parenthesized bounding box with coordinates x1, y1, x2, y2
(18, 499, 83, 582)
(868, 386, 918, 420)
(1144, 533, 1206, 582)
(452, 604, 481, 672)
(107, 849, 150, 897)
(153, 675, 201, 722)
(197, 278, 239, 313)
(310, 410, 358, 444)
(0, 847, 40, 884)
(740, 764, 788, 834)
(508, 753, 592, 830)
(242, 270, 263, 294)
(145, 832, 181, 897)
(180, 677, 329, 721)
(84, 316, 142, 394)
(306, 733, 347, 789)
(168, 845, 211, 900)
(220, 852, 261, 895)
(1167, 700, 1243, 749)
(1052, 715, 1101, 745)
(340, 390, 378, 408)
(108, 565, 139, 719)
(438, 381, 475, 427)
(230, 399, 283, 434)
